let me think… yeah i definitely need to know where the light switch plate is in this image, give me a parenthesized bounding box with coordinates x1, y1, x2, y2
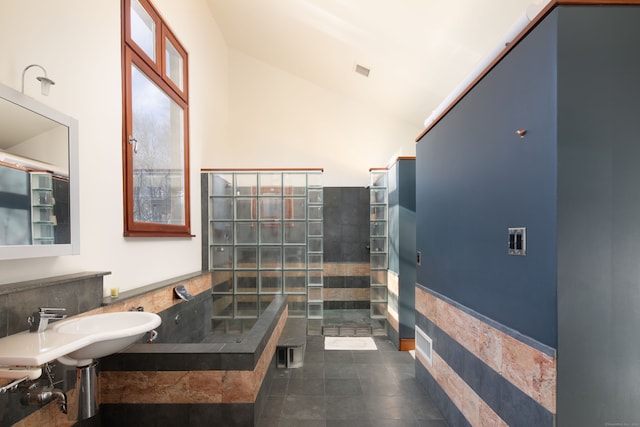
(508, 227, 526, 256)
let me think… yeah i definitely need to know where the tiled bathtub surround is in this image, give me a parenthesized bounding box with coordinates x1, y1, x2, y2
(415, 284, 556, 426)
(100, 295, 288, 426)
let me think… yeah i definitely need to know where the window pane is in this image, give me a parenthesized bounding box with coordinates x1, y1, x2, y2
(165, 37, 183, 90)
(131, 65, 184, 225)
(130, 0, 156, 61)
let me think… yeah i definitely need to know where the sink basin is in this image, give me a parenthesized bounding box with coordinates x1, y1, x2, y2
(51, 311, 161, 366)
(0, 311, 161, 372)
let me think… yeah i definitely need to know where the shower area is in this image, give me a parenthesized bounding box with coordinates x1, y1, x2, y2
(201, 169, 388, 337)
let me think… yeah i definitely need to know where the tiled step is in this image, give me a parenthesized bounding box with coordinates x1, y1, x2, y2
(322, 324, 373, 337)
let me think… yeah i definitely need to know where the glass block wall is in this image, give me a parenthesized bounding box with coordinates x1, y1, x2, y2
(369, 169, 388, 320)
(202, 170, 323, 331)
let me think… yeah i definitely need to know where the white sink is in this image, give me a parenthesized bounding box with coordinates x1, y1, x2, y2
(51, 311, 161, 366)
(0, 311, 161, 372)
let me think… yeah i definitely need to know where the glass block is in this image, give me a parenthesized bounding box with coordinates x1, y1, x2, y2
(371, 286, 388, 302)
(235, 247, 257, 269)
(259, 198, 282, 220)
(211, 246, 232, 269)
(260, 295, 275, 312)
(308, 254, 323, 270)
(31, 173, 52, 188)
(370, 221, 387, 237)
(33, 207, 53, 222)
(370, 270, 388, 286)
(308, 302, 323, 319)
(370, 238, 387, 253)
(260, 271, 282, 293)
(308, 286, 322, 302)
(235, 222, 257, 244)
(370, 188, 387, 204)
(284, 271, 306, 293)
(235, 295, 258, 318)
(284, 247, 306, 269)
(308, 270, 323, 286)
(284, 198, 306, 220)
(259, 173, 282, 195)
(308, 205, 323, 220)
(370, 171, 387, 187)
(308, 189, 323, 204)
(260, 247, 282, 269)
(370, 253, 388, 270)
(235, 271, 257, 293)
(308, 238, 323, 253)
(212, 271, 233, 293)
(288, 295, 307, 317)
(283, 173, 306, 196)
(211, 221, 233, 244)
(260, 222, 282, 244)
(235, 198, 255, 220)
(284, 222, 306, 244)
(308, 173, 323, 187)
(211, 198, 233, 220)
(212, 295, 233, 317)
(370, 302, 387, 318)
(235, 173, 257, 196)
(370, 206, 387, 221)
(211, 174, 233, 196)
(308, 221, 322, 236)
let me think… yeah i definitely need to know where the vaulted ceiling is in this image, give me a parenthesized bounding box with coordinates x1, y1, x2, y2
(206, 0, 548, 129)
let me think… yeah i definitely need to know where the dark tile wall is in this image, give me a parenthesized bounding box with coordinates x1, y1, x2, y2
(323, 187, 370, 310)
(323, 187, 370, 263)
(0, 272, 108, 427)
(0, 272, 108, 337)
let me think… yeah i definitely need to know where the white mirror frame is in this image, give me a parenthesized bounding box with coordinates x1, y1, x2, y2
(0, 82, 80, 260)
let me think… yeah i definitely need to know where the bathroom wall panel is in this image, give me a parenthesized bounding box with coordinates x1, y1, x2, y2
(416, 10, 558, 348)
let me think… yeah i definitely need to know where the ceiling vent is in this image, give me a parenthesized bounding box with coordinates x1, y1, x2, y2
(354, 64, 370, 77)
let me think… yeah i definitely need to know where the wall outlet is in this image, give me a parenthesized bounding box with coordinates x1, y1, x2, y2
(508, 227, 526, 256)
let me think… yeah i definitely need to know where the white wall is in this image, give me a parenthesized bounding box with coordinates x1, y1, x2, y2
(0, 0, 228, 290)
(205, 50, 420, 187)
(0, 0, 418, 291)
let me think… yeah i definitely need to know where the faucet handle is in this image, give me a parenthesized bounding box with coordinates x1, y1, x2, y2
(39, 307, 66, 314)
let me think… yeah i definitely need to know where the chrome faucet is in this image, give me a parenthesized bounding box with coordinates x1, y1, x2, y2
(28, 308, 67, 333)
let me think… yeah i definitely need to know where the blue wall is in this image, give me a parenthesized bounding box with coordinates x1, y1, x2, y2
(416, 12, 558, 348)
(556, 6, 640, 426)
(388, 159, 416, 339)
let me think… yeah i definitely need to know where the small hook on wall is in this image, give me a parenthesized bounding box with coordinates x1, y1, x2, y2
(516, 129, 527, 138)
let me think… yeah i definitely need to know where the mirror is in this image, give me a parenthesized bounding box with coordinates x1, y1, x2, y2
(0, 82, 79, 259)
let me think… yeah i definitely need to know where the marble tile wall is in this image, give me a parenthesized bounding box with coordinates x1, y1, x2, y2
(100, 307, 287, 405)
(415, 285, 557, 426)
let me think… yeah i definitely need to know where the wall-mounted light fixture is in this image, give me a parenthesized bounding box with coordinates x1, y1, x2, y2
(21, 64, 55, 96)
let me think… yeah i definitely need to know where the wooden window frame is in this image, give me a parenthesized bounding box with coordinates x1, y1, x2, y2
(121, 0, 191, 237)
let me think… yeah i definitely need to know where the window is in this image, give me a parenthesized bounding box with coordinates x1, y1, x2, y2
(122, 0, 190, 237)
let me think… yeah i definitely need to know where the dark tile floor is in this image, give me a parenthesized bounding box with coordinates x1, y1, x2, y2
(258, 335, 448, 427)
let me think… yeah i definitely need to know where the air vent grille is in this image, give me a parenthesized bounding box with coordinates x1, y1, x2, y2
(415, 325, 433, 366)
(354, 64, 370, 77)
